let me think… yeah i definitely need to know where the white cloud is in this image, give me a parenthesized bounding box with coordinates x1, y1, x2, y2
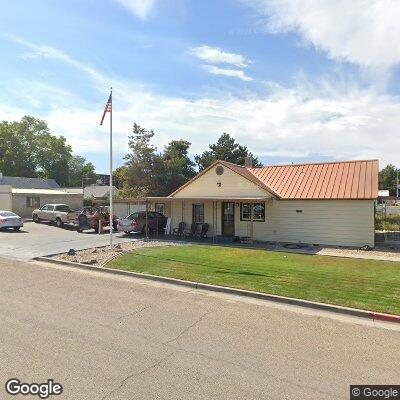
(115, 0, 157, 20)
(4, 77, 400, 168)
(3, 35, 400, 169)
(7, 34, 109, 85)
(244, 0, 400, 69)
(188, 45, 249, 67)
(202, 65, 253, 81)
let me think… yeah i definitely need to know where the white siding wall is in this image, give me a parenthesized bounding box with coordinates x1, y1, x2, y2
(12, 194, 83, 218)
(0, 185, 12, 211)
(113, 202, 146, 218)
(235, 199, 375, 247)
(174, 163, 271, 198)
(169, 200, 221, 235)
(166, 199, 374, 247)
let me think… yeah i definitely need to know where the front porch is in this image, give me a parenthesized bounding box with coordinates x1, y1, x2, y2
(146, 196, 270, 243)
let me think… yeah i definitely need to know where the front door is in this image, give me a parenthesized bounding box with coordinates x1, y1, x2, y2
(222, 202, 235, 236)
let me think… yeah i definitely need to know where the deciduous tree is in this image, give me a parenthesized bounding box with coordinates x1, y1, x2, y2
(0, 116, 95, 186)
(379, 164, 399, 196)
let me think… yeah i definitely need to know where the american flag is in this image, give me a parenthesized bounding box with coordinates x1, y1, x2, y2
(100, 93, 112, 125)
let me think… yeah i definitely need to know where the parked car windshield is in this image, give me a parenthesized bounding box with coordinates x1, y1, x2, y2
(55, 205, 71, 212)
(0, 211, 17, 217)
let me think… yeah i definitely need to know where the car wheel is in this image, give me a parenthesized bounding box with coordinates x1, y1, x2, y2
(13, 227, 20, 231)
(56, 218, 63, 228)
(77, 228, 83, 233)
(33, 214, 40, 223)
(124, 231, 131, 235)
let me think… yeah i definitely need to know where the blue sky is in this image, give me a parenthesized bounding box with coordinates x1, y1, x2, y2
(1, 0, 400, 173)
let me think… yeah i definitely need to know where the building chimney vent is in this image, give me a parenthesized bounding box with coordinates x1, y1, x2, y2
(244, 156, 252, 168)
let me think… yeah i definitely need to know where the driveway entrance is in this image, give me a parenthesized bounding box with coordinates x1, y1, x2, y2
(0, 221, 134, 260)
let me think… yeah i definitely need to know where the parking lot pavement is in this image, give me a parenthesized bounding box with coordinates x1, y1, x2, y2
(0, 221, 136, 260)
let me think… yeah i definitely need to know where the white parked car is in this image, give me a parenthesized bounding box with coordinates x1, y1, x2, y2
(0, 211, 23, 231)
(32, 204, 77, 227)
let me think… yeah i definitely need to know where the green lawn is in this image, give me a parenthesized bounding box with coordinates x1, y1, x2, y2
(107, 245, 400, 315)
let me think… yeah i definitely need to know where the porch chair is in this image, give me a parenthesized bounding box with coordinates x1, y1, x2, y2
(199, 223, 209, 238)
(188, 222, 198, 237)
(173, 221, 186, 236)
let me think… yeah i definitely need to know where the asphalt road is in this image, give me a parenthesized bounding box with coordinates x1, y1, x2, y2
(0, 221, 136, 260)
(0, 257, 399, 399)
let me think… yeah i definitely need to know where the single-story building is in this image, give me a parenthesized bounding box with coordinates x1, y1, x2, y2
(11, 188, 83, 218)
(0, 173, 83, 218)
(83, 185, 118, 204)
(145, 159, 378, 247)
(0, 174, 60, 190)
(113, 199, 146, 218)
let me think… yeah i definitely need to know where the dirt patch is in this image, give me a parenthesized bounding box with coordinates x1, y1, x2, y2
(52, 240, 186, 266)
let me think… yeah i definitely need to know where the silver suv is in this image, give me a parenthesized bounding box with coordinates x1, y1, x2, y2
(32, 204, 77, 227)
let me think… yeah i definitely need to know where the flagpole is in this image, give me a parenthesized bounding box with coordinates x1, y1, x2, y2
(109, 87, 113, 249)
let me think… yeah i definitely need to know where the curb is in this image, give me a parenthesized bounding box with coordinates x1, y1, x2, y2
(34, 256, 400, 324)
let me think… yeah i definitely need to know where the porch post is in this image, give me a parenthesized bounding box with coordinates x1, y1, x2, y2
(182, 200, 186, 238)
(215, 201, 218, 242)
(249, 201, 254, 244)
(212, 201, 215, 243)
(170, 199, 173, 236)
(145, 198, 149, 241)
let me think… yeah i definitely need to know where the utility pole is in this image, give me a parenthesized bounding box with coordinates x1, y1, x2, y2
(397, 168, 399, 198)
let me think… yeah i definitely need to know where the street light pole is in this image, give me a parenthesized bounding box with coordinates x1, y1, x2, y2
(397, 168, 399, 198)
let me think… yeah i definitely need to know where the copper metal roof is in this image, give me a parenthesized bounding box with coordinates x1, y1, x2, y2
(248, 160, 379, 200)
(169, 159, 379, 200)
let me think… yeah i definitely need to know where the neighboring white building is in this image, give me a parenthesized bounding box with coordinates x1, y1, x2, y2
(0, 173, 83, 218)
(11, 188, 83, 217)
(83, 185, 118, 201)
(62, 185, 118, 200)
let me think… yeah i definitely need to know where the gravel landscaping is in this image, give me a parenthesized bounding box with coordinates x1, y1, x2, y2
(262, 242, 400, 262)
(52, 240, 186, 266)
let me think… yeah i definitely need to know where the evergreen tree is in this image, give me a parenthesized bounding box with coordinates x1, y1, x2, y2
(195, 133, 261, 170)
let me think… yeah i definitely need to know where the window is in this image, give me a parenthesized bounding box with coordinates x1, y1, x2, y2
(192, 204, 204, 223)
(215, 165, 224, 175)
(240, 203, 265, 222)
(55, 205, 71, 212)
(26, 197, 40, 208)
(155, 203, 165, 215)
